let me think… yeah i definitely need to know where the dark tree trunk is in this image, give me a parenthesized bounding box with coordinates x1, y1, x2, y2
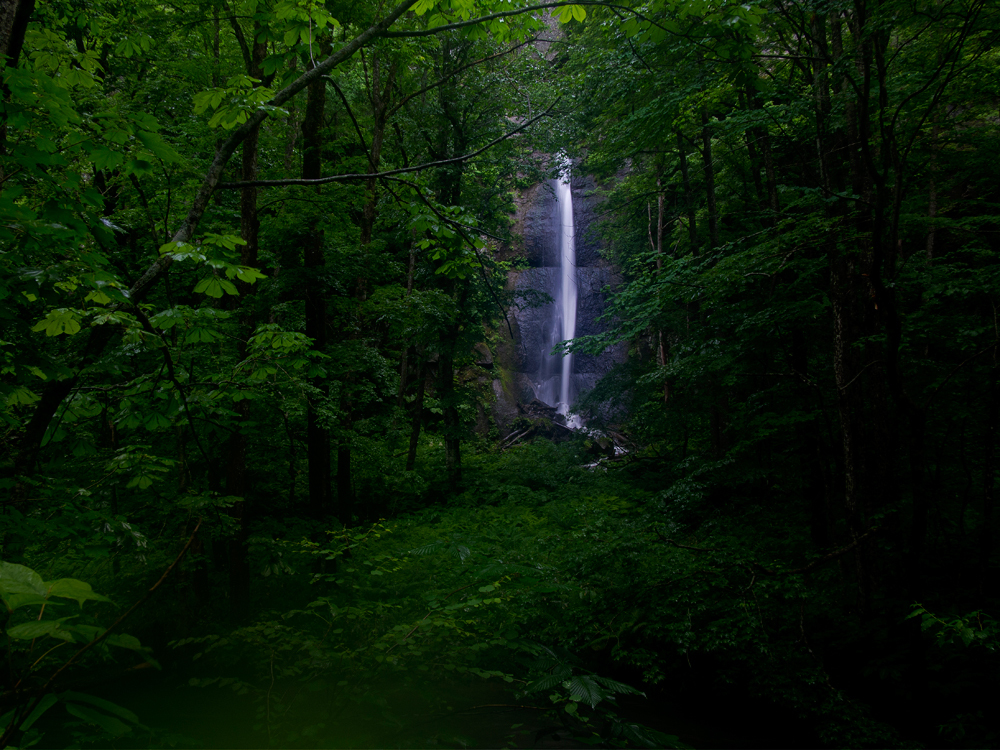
(792, 329, 829, 548)
(225, 33, 267, 625)
(676, 130, 698, 255)
(337, 441, 353, 524)
(406, 358, 425, 472)
(0, 0, 34, 70)
(302, 74, 331, 517)
(701, 111, 719, 250)
(744, 83, 779, 221)
(440, 349, 461, 488)
(907, 404, 928, 594)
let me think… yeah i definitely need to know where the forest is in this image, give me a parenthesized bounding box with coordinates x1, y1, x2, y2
(1, 0, 999, 746)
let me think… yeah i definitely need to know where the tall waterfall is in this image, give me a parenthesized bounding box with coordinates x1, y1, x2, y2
(534, 159, 579, 422)
(556, 165, 577, 414)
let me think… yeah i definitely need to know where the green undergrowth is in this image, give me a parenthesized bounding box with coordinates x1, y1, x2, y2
(11, 439, 994, 748)
(153, 440, 893, 748)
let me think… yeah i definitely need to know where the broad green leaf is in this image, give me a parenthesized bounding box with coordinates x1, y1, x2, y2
(91, 146, 123, 171)
(135, 130, 180, 162)
(232, 266, 267, 283)
(2, 591, 50, 611)
(194, 277, 224, 298)
(593, 675, 644, 696)
(0, 561, 47, 596)
(6, 386, 40, 405)
(84, 289, 112, 305)
(32, 309, 82, 336)
(185, 326, 222, 344)
(7, 620, 76, 642)
(64, 702, 132, 736)
(62, 692, 140, 725)
(143, 412, 172, 431)
(19, 693, 59, 731)
(565, 675, 606, 708)
(45, 578, 112, 606)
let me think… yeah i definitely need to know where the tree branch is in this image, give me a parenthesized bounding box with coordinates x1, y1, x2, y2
(216, 98, 561, 189)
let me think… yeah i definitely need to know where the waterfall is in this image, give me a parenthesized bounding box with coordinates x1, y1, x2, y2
(532, 157, 580, 425)
(556, 163, 577, 416)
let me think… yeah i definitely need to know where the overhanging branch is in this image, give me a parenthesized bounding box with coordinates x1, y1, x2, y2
(216, 98, 561, 190)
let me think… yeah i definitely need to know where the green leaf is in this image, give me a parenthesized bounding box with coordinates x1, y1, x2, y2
(2, 591, 50, 611)
(31, 308, 82, 336)
(45, 578, 112, 606)
(6, 386, 40, 406)
(565, 675, 606, 708)
(143, 412, 172, 431)
(91, 146, 124, 171)
(185, 326, 220, 344)
(135, 130, 181, 163)
(61, 692, 140, 725)
(593, 675, 644, 697)
(234, 266, 267, 283)
(7, 620, 76, 642)
(85, 289, 112, 305)
(64, 702, 132, 736)
(19, 693, 59, 731)
(0, 561, 47, 597)
(194, 277, 224, 298)
(524, 670, 572, 694)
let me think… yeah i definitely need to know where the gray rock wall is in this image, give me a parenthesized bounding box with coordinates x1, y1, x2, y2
(492, 169, 627, 434)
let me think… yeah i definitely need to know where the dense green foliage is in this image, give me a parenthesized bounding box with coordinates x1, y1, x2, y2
(2, 0, 999, 747)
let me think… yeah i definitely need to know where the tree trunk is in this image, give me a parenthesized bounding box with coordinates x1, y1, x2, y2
(225, 33, 267, 625)
(0, 0, 33, 79)
(337, 440, 353, 524)
(406, 358, 425, 472)
(676, 130, 698, 255)
(654, 174, 668, 404)
(440, 349, 461, 488)
(700, 111, 719, 250)
(791, 329, 829, 548)
(302, 73, 331, 517)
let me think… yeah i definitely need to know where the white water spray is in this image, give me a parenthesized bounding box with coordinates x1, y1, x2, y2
(555, 162, 577, 417)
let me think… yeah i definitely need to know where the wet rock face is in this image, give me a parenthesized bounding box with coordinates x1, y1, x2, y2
(493, 168, 627, 434)
(515, 181, 560, 268)
(571, 173, 604, 268)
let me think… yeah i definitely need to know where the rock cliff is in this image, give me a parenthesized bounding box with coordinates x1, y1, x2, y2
(492, 169, 627, 434)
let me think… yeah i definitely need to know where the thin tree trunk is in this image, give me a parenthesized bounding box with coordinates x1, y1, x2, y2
(397, 247, 417, 410)
(654, 174, 668, 404)
(406, 358, 425, 472)
(925, 116, 939, 263)
(337, 439, 353, 524)
(302, 73, 331, 517)
(225, 33, 266, 625)
(907, 404, 928, 594)
(701, 111, 719, 249)
(676, 130, 698, 255)
(441, 349, 461, 488)
(745, 83, 779, 221)
(792, 329, 829, 548)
